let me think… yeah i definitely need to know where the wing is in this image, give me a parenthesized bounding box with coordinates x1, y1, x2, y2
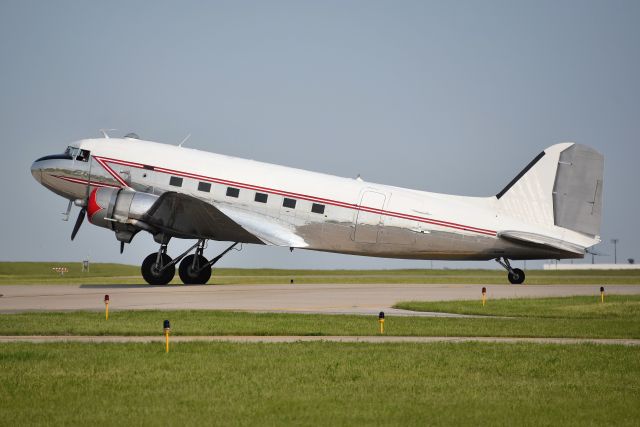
(141, 192, 307, 247)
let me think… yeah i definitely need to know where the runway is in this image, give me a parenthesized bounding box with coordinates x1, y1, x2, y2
(1, 283, 639, 315)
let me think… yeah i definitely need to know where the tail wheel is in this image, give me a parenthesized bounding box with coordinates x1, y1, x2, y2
(508, 268, 525, 285)
(179, 254, 211, 284)
(141, 253, 175, 285)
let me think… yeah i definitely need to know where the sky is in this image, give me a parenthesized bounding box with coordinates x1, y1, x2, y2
(0, 0, 638, 270)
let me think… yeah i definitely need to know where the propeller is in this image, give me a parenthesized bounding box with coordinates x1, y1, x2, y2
(71, 207, 86, 241)
(120, 241, 125, 254)
(70, 157, 93, 241)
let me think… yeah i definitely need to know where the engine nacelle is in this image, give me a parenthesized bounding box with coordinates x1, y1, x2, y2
(88, 187, 159, 242)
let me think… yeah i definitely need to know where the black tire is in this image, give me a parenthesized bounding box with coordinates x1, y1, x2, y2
(508, 268, 525, 285)
(141, 253, 175, 285)
(179, 254, 211, 284)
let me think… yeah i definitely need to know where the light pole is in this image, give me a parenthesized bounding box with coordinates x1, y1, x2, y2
(611, 239, 619, 264)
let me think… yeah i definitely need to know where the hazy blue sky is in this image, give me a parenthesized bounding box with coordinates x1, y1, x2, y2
(0, 1, 638, 269)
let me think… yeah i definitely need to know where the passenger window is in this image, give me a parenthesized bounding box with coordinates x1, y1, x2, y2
(198, 182, 211, 192)
(283, 198, 296, 209)
(255, 192, 268, 203)
(311, 203, 325, 214)
(169, 176, 183, 187)
(226, 187, 240, 198)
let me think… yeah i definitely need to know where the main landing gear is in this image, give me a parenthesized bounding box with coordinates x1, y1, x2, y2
(140, 240, 239, 286)
(495, 257, 525, 285)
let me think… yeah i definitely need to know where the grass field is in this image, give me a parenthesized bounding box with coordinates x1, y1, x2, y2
(2, 295, 639, 425)
(2, 295, 640, 339)
(395, 294, 640, 318)
(2, 262, 640, 285)
(1, 341, 638, 426)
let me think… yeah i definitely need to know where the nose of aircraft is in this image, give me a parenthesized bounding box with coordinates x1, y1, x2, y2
(31, 159, 43, 184)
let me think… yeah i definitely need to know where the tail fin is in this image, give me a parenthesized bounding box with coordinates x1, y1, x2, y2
(496, 143, 603, 238)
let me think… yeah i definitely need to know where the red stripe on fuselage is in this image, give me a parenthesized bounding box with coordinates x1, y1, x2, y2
(52, 175, 120, 189)
(93, 155, 497, 236)
(94, 157, 130, 187)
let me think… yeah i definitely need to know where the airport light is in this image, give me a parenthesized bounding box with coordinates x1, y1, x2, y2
(378, 312, 385, 334)
(611, 239, 619, 264)
(104, 295, 109, 320)
(164, 320, 171, 353)
(600, 287, 605, 304)
(482, 287, 487, 307)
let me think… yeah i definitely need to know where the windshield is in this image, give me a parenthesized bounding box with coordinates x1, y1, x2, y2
(65, 146, 79, 157)
(64, 146, 90, 162)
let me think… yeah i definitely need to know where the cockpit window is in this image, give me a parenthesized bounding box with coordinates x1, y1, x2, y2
(76, 149, 90, 162)
(64, 146, 79, 157)
(64, 146, 90, 162)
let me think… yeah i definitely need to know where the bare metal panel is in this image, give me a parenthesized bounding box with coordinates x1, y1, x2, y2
(552, 144, 604, 237)
(354, 191, 385, 243)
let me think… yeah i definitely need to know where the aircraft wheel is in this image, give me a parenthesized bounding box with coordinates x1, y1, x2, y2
(508, 268, 525, 285)
(179, 254, 211, 284)
(141, 253, 175, 285)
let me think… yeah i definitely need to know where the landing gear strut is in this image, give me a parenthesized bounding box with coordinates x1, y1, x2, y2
(141, 240, 240, 285)
(177, 241, 239, 285)
(179, 240, 211, 284)
(495, 257, 525, 285)
(141, 243, 175, 285)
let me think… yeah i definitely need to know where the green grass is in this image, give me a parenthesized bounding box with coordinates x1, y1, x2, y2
(2, 296, 640, 338)
(395, 294, 640, 319)
(0, 342, 638, 426)
(2, 262, 640, 285)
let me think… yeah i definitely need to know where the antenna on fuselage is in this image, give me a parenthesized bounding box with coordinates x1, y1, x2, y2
(178, 133, 191, 147)
(99, 129, 117, 139)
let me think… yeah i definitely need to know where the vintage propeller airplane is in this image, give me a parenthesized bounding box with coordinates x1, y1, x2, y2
(31, 132, 603, 285)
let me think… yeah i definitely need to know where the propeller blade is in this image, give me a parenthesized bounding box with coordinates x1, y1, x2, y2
(120, 241, 125, 254)
(71, 208, 86, 241)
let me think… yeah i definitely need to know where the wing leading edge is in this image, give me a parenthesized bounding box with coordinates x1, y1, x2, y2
(141, 192, 307, 247)
(141, 192, 262, 243)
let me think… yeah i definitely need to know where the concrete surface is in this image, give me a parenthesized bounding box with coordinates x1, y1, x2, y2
(1, 283, 639, 315)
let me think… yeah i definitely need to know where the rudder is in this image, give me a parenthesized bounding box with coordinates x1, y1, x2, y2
(552, 144, 603, 237)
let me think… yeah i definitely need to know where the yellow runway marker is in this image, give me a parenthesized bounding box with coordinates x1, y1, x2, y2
(163, 320, 171, 353)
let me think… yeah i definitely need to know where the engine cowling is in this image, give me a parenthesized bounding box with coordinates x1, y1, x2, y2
(88, 187, 159, 242)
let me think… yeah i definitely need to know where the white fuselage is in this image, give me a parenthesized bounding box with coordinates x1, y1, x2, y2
(33, 137, 592, 261)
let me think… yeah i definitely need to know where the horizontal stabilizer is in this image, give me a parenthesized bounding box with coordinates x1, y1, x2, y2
(498, 230, 585, 255)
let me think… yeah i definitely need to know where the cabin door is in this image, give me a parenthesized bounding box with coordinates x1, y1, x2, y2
(353, 191, 386, 243)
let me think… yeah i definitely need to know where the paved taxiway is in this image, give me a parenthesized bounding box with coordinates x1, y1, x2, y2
(1, 283, 639, 315)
